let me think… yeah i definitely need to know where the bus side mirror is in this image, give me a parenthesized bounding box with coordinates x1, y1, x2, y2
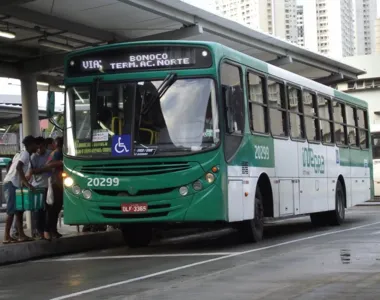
(223, 86, 235, 134)
(46, 91, 55, 119)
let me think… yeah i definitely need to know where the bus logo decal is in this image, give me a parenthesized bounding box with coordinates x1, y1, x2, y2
(302, 147, 325, 174)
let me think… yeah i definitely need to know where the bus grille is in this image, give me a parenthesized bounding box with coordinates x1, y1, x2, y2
(77, 162, 191, 176)
(94, 188, 175, 197)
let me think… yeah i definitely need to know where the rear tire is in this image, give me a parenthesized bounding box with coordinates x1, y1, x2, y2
(328, 180, 345, 225)
(310, 180, 345, 227)
(239, 186, 264, 243)
(121, 224, 152, 248)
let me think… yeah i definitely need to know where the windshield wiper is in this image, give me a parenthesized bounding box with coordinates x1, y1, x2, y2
(158, 145, 205, 153)
(140, 72, 177, 116)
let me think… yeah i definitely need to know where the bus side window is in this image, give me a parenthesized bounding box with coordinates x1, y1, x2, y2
(221, 63, 244, 135)
(247, 72, 268, 133)
(268, 79, 287, 137)
(303, 91, 320, 142)
(318, 96, 333, 143)
(346, 105, 358, 147)
(357, 109, 369, 149)
(287, 85, 304, 139)
(220, 62, 244, 161)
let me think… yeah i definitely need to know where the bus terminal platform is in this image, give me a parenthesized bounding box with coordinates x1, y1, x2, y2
(0, 217, 125, 266)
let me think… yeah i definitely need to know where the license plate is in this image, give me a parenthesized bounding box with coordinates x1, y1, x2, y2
(121, 203, 148, 213)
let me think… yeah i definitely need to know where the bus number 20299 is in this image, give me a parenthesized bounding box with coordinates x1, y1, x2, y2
(254, 145, 270, 160)
(87, 177, 120, 187)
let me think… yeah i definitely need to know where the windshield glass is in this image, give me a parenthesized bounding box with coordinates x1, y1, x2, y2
(65, 78, 219, 157)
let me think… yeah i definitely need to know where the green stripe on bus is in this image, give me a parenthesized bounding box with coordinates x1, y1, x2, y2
(228, 134, 275, 168)
(339, 148, 371, 168)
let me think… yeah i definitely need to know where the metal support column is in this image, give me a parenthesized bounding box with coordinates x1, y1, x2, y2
(20, 74, 40, 236)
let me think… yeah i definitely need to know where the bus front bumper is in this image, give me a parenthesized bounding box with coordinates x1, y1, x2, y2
(63, 184, 226, 225)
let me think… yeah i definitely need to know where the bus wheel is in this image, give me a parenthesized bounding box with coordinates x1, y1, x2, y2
(328, 180, 345, 225)
(120, 225, 152, 248)
(239, 186, 264, 243)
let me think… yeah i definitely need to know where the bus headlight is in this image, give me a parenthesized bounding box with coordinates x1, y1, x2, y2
(205, 173, 215, 183)
(179, 186, 188, 196)
(64, 177, 74, 187)
(72, 185, 81, 195)
(192, 180, 203, 191)
(82, 189, 92, 200)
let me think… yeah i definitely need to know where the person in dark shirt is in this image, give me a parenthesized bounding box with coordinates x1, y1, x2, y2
(45, 138, 55, 151)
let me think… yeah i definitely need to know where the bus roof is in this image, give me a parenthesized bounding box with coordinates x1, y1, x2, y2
(65, 40, 367, 109)
(217, 43, 368, 109)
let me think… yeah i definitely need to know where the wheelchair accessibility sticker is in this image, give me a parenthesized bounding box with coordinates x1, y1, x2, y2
(112, 135, 131, 156)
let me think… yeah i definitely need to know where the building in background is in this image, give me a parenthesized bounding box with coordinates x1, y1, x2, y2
(337, 55, 380, 129)
(296, 5, 305, 46)
(296, 0, 355, 57)
(214, 0, 298, 43)
(354, 0, 377, 55)
(193, 0, 374, 58)
(375, 18, 380, 53)
(214, 0, 260, 29)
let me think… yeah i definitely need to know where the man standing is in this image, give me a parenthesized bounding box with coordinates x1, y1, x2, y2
(27, 137, 52, 239)
(2, 135, 37, 243)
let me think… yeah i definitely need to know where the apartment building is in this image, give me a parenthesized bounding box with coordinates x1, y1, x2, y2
(354, 0, 376, 55)
(296, 0, 355, 57)
(214, 0, 298, 43)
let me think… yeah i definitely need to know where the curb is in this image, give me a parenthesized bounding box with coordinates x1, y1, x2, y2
(0, 230, 125, 266)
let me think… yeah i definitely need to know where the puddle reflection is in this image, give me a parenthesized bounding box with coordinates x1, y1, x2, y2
(340, 249, 351, 264)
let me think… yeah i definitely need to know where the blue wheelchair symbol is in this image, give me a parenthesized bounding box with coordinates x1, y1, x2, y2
(112, 135, 131, 156)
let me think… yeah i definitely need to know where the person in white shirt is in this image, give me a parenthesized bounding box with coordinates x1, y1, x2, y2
(2, 135, 37, 244)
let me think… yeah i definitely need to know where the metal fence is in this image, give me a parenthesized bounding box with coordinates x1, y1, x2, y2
(0, 133, 19, 155)
(0, 133, 18, 209)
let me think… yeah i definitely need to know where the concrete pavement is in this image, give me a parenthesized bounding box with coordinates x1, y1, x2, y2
(1, 206, 380, 300)
(0, 221, 125, 266)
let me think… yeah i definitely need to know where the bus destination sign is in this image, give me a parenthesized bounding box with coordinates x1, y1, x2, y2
(66, 45, 213, 77)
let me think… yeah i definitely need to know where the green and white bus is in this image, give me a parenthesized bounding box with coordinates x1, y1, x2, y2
(61, 41, 373, 247)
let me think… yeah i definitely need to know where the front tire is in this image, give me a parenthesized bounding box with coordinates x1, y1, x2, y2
(239, 186, 264, 243)
(121, 224, 153, 248)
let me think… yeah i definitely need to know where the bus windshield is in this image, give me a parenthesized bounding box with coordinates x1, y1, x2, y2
(64, 78, 220, 158)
